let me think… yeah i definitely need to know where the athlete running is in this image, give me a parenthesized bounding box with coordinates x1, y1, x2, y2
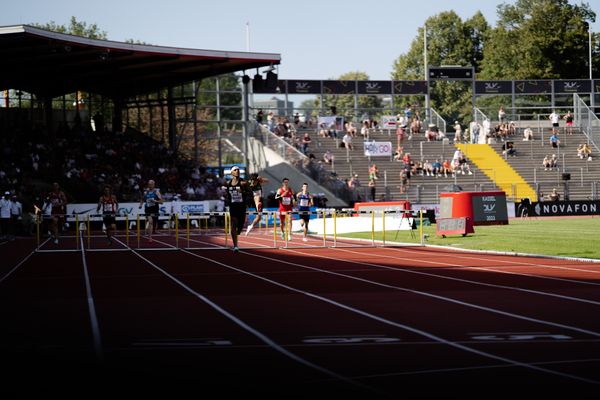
(48, 182, 67, 244)
(138, 179, 163, 242)
(275, 177, 295, 240)
(223, 165, 251, 251)
(97, 185, 118, 245)
(296, 182, 313, 242)
(245, 173, 269, 236)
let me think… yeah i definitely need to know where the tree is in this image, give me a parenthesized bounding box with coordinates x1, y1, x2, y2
(479, 0, 597, 79)
(391, 11, 489, 124)
(32, 16, 107, 39)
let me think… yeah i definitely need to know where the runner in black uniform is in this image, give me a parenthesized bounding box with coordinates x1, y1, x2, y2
(224, 166, 251, 252)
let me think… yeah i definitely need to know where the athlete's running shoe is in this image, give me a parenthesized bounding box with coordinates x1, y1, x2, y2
(245, 225, 253, 236)
(302, 237, 308, 242)
(233, 246, 239, 252)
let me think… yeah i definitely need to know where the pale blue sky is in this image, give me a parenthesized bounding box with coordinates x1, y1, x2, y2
(2, 0, 599, 80)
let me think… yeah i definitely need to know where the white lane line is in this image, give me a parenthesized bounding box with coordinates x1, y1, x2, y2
(328, 248, 600, 306)
(392, 246, 600, 277)
(0, 238, 49, 285)
(242, 249, 600, 340)
(111, 237, 377, 394)
(350, 357, 600, 381)
(179, 248, 600, 385)
(79, 232, 103, 361)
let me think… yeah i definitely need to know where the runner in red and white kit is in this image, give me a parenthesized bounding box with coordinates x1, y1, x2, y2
(48, 182, 67, 244)
(275, 177, 295, 240)
(97, 185, 118, 245)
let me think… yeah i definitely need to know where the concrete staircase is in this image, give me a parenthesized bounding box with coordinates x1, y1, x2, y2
(302, 127, 497, 205)
(483, 128, 600, 201)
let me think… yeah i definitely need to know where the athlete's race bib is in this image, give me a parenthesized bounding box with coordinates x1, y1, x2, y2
(299, 198, 309, 207)
(230, 188, 243, 203)
(103, 203, 114, 212)
(282, 197, 291, 205)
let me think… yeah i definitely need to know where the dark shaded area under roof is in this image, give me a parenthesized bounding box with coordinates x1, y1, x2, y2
(0, 25, 281, 99)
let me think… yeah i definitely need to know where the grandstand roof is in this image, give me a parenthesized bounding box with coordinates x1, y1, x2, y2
(0, 25, 281, 98)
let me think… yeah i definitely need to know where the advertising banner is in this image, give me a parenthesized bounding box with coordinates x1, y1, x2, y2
(357, 80, 392, 95)
(515, 80, 552, 94)
(287, 80, 321, 94)
(553, 80, 592, 93)
(363, 141, 393, 157)
(475, 81, 512, 95)
(323, 80, 356, 95)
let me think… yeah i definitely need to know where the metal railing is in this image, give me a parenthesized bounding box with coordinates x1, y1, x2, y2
(573, 94, 600, 153)
(248, 121, 354, 203)
(427, 108, 447, 134)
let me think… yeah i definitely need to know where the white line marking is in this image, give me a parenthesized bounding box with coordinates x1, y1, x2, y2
(111, 237, 377, 394)
(79, 232, 103, 361)
(272, 248, 600, 338)
(331, 248, 600, 306)
(179, 248, 600, 385)
(0, 238, 49, 285)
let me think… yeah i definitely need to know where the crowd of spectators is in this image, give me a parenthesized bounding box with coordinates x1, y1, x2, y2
(0, 125, 227, 215)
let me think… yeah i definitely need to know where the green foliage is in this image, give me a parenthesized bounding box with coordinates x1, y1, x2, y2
(391, 11, 488, 124)
(348, 218, 600, 260)
(479, 0, 596, 79)
(32, 16, 107, 39)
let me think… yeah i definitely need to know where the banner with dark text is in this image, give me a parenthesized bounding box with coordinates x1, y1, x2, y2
(523, 200, 600, 217)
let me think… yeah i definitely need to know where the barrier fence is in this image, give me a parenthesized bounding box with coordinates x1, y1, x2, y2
(33, 209, 425, 252)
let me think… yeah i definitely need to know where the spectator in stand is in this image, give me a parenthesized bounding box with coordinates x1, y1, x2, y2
(399, 168, 409, 194)
(256, 109, 264, 125)
(342, 132, 354, 151)
(423, 160, 434, 176)
(360, 121, 370, 138)
(301, 132, 312, 155)
(393, 146, 404, 161)
(345, 121, 357, 137)
(548, 188, 560, 202)
(469, 120, 481, 144)
(523, 126, 534, 141)
(410, 118, 421, 137)
(432, 159, 442, 177)
(10, 194, 23, 236)
(442, 160, 452, 178)
(396, 124, 407, 148)
(578, 143, 593, 160)
(549, 133, 561, 148)
(453, 121, 463, 143)
(502, 141, 516, 157)
(267, 111, 275, 131)
(458, 155, 473, 175)
(0, 192, 11, 239)
(563, 111, 574, 135)
(498, 106, 506, 125)
(542, 155, 552, 171)
(318, 123, 329, 138)
(551, 154, 558, 169)
(549, 110, 560, 134)
(426, 124, 437, 141)
(368, 164, 379, 181)
(322, 149, 334, 165)
(368, 178, 376, 201)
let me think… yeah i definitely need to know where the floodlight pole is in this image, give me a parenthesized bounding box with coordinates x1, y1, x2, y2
(424, 24, 430, 123)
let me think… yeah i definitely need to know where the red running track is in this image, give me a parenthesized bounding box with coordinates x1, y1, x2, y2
(1, 234, 599, 398)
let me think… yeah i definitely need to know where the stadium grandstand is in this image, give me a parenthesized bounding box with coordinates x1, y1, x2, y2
(1, 24, 600, 245)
